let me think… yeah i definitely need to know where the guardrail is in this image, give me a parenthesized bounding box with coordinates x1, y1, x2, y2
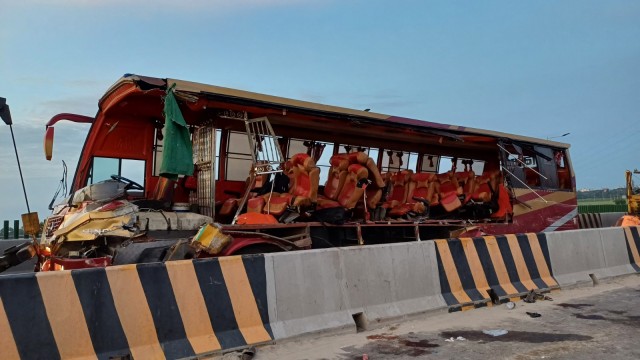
(1, 219, 30, 239)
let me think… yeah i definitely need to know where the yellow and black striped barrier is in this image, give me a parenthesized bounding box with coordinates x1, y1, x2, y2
(0, 255, 273, 359)
(435, 233, 559, 312)
(623, 226, 640, 272)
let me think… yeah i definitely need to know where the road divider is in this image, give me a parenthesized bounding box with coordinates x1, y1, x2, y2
(265, 242, 447, 340)
(434, 233, 558, 311)
(340, 242, 445, 325)
(265, 248, 354, 340)
(547, 227, 638, 287)
(0, 256, 273, 359)
(2, 227, 640, 357)
(623, 226, 640, 272)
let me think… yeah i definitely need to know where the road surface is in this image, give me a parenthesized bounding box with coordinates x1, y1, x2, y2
(236, 274, 640, 360)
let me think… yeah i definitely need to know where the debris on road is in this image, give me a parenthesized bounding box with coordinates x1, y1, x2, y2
(526, 312, 542, 318)
(524, 289, 538, 303)
(445, 336, 466, 342)
(524, 289, 554, 303)
(506, 301, 516, 310)
(220, 346, 256, 360)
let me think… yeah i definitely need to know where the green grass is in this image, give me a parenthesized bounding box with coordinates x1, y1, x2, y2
(578, 199, 616, 206)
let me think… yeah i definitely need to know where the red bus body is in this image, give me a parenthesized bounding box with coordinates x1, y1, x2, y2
(38, 74, 577, 270)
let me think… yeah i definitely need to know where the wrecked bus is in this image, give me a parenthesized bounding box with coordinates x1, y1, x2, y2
(26, 74, 576, 271)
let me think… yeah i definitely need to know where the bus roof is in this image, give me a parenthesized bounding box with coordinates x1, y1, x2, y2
(101, 74, 570, 149)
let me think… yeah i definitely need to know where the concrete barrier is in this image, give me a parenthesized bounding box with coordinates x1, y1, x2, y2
(578, 212, 626, 229)
(3, 226, 639, 357)
(547, 227, 637, 287)
(578, 213, 602, 229)
(622, 226, 640, 272)
(0, 256, 273, 359)
(600, 212, 626, 227)
(340, 242, 446, 323)
(434, 233, 558, 311)
(266, 242, 447, 340)
(265, 248, 353, 340)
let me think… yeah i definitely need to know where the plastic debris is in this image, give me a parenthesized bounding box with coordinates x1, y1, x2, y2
(506, 301, 516, 310)
(526, 312, 542, 318)
(483, 329, 508, 337)
(445, 336, 467, 342)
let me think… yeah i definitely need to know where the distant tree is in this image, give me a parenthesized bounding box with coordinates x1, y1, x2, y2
(614, 198, 627, 206)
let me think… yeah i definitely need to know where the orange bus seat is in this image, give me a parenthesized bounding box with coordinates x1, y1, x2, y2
(218, 166, 272, 220)
(455, 170, 476, 203)
(288, 153, 320, 206)
(338, 164, 368, 209)
(382, 170, 412, 209)
(323, 154, 349, 199)
(388, 172, 435, 217)
(471, 170, 499, 202)
(437, 171, 462, 212)
(262, 153, 319, 217)
(365, 186, 382, 210)
(247, 197, 266, 213)
(409, 173, 438, 205)
(263, 194, 292, 216)
(491, 183, 513, 219)
(219, 198, 239, 218)
(440, 192, 462, 212)
(236, 212, 278, 225)
(347, 151, 385, 189)
(351, 152, 384, 213)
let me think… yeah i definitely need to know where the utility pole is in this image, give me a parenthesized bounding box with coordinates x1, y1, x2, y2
(1, 97, 39, 236)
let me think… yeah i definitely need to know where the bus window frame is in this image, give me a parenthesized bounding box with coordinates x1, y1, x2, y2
(89, 156, 146, 189)
(534, 145, 560, 189)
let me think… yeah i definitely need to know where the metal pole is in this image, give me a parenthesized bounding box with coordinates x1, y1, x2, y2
(9, 124, 31, 213)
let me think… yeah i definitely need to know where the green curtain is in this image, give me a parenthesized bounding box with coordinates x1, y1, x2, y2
(160, 84, 194, 180)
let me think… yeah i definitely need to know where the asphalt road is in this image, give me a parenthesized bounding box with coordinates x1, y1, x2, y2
(0, 239, 37, 274)
(245, 274, 640, 360)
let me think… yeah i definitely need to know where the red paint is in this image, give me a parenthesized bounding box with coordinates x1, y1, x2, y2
(46, 256, 112, 271)
(218, 237, 289, 256)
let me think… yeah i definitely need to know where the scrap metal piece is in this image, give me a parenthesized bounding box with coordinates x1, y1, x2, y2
(191, 223, 233, 255)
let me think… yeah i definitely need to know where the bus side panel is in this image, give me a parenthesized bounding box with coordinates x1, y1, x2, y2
(483, 188, 578, 234)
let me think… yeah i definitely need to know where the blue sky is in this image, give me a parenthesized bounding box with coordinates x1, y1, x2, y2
(1, 0, 639, 221)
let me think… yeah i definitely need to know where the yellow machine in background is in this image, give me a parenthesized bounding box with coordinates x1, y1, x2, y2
(617, 169, 640, 226)
(627, 170, 640, 215)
